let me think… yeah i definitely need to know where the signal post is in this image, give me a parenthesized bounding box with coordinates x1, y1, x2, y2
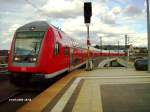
(84, 2, 93, 70)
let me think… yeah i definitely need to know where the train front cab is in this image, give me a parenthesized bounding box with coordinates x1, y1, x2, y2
(7, 22, 56, 86)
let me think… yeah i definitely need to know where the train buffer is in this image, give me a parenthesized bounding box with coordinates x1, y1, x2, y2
(18, 68, 150, 112)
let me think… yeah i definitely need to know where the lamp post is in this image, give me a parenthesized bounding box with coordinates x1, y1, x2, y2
(146, 0, 150, 72)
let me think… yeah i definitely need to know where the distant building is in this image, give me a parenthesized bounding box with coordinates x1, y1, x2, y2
(94, 44, 133, 51)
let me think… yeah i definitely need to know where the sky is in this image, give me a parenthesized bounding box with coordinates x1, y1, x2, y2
(0, 0, 148, 49)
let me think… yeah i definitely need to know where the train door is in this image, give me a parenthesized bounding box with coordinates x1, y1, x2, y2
(70, 48, 74, 70)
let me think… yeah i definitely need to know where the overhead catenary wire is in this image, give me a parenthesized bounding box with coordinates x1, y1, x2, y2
(24, 0, 63, 29)
(24, 0, 55, 19)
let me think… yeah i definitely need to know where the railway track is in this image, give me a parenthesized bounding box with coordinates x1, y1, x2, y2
(0, 90, 22, 104)
(0, 78, 43, 112)
(0, 89, 41, 112)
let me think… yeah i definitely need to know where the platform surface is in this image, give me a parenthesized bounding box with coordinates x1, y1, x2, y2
(18, 68, 150, 112)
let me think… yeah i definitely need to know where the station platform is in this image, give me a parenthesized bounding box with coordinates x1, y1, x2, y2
(18, 68, 150, 112)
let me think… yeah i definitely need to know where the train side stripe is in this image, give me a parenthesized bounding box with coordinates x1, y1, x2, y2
(45, 62, 86, 79)
(45, 68, 69, 79)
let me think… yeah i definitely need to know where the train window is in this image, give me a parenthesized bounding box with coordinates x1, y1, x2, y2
(64, 47, 69, 56)
(54, 43, 59, 55)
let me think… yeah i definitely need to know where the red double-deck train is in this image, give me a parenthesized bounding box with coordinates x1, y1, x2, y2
(8, 21, 125, 86)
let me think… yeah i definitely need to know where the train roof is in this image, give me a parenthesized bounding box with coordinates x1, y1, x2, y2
(17, 21, 49, 32)
(15, 21, 101, 51)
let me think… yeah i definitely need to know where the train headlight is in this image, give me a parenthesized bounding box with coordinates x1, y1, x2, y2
(29, 57, 37, 62)
(14, 57, 20, 61)
(33, 58, 37, 61)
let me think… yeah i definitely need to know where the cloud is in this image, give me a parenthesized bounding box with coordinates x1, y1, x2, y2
(101, 12, 116, 24)
(93, 4, 121, 25)
(112, 7, 121, 15)
(0, 24, 21, 49)
(129, 33, 147, 47)
(0, 0, 27, 12)
(112, 0, 129, 4)
(124, 4, 142, 16)
(41, 0, 83, 18)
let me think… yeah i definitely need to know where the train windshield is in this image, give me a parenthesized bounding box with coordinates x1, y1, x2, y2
(14, 31, 45, 56)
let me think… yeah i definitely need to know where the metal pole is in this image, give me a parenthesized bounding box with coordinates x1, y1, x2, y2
(99, 36, 102, 54)
(118, 41, 119, 55)
(125, 34, 128, 50)
(125, 34, 128, 67)
(127, 36, 130, 62)
(146, 0, 150, 72)
(87, 24, 90, 61)
(101, 37, 102, 54)
(86, 23, 91, 70)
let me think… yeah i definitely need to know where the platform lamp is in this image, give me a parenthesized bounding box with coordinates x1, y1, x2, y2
(84, 2, 92, 70)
